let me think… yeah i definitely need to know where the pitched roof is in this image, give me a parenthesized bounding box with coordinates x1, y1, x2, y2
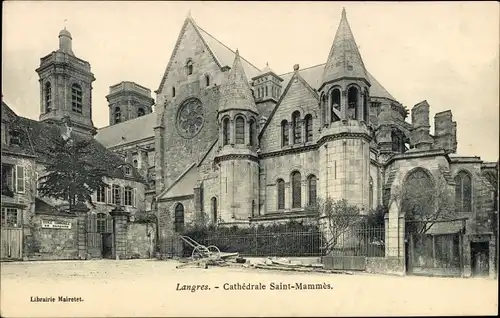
(158, 163, 198, 200)
(13, 114, 145, 183)
(321, 8, 369, 85)
(95, 113, 156, 148)
(196, 26, 261, 80)
(218, 50, 258, 114)
(278, 64, 396, 101)
(1, 102, 37, 157)
(156, 15, 261, 93)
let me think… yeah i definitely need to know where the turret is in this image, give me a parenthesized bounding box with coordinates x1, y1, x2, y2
(215, 50, 260, 222)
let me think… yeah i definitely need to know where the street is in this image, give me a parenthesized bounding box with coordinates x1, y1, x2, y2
(1, 260, 498, 317)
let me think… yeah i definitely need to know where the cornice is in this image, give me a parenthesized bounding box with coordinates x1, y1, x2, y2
(214, 153, 259, 164)
(317, 131, 372, 147)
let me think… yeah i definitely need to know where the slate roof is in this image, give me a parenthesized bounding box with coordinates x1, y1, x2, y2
(196, 25, 261, 80)
(278, 64, 396, 101)
(1, 101, 145, 183)
(322, 8, 369, 85)
(426, 219, 466, 235)
(95, 112, 156, 148)
(218, 50, 259, 114)
(158, 163, 198, 200)
(1, 102, 37, 157)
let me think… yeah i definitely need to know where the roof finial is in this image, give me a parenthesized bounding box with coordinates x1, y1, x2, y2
(235, 48, 240, 56)
(187, 10, 191, 18)
(341, 7, 346, 18)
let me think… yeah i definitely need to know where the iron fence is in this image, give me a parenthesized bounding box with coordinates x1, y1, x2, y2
(158, 226, 386, 259)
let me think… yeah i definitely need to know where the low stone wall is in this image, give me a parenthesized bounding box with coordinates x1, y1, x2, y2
(366, 257, 405, 276)
(24, 214, 79, 261)
(126, 223, 156, 259)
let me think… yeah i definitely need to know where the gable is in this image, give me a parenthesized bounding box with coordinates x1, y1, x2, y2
(260, 72, 320, 153)
(158, 163, 198, 201)
(156, 18, 222, 96)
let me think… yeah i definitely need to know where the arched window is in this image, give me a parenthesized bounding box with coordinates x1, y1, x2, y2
(369, 176, 374, 209)
(403, 168, 434, 218)
(114, 107, 121, 124)
(235, 117, 245, 144)
(137, 108, 145, 117)
(392, 130, 404, 153)
(331, 89, 341, 123)
(277, 179, 285, 210)
(172, 86, 176, 97)
(292, 171, 302, 208)
(174, 203, 185, 233)
(186, 60, 193, 76)
(222, 117, 230, 146)
(133, 159, 138, 168)
(249, 118, 256, 146)
(45, 82, 52, 113)
(281, 120, 289, 147)
(308, 175, 317, 206)
(455, 171, 472, 212)
(205, 74, 210, 87)
(96, 213, 107, 233)
(304, 114, 313, 142)
(292, 111, 302, 144)
(71, 83, 83, 113)
(347, 87, 359, 120)
(265, 86, 268, 97)
(211, 197, 217, 223)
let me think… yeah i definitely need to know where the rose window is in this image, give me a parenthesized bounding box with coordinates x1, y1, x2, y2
(175, 98, 204, 139)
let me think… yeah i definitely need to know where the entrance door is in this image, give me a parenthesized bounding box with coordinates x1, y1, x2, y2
(102, 233, 113, 259)
(1, 208, 23, 260)
(471, 241, 489, 277)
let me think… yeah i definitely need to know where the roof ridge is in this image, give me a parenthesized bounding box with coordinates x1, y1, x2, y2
(278, 63, 326, 77)
(97, 112, 155, 131)
(196, 25, 261, 72)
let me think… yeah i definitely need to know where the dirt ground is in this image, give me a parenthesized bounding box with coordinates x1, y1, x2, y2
(1, 259, 498, 317)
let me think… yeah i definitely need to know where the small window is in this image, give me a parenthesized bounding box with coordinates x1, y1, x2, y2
(292, 111, 302, 144)
(211, 197, 218, 223)
(292, 171, 302, 209)
(71, 83, 83, 114)
(112, 185, 121, 205)
(125, 166, 131, 176)
(172, 86, 176, 97)
(137, 108, 145, 117)
(277, 179, 285, 210)
(133, 159, 138, 168)
(114, 107, 121, 124)
(281, 120, 289, 147)
(205, 75, 210, 87)
(1, 208, 20, 228)
(96, 213, 106, 233)
(308, 175, 317, 206)
(304, 114, 313, 142)
(124, 187, 133, 206)
(222, 117, 230, 146)
(174, 203, 185, 233)
(186, 60, 193, 76)
(96, 186, 106, 203)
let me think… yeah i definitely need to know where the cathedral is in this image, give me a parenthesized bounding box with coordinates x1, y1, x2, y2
(2, 9, 497, 275)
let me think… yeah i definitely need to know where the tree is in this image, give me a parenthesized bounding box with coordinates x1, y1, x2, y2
(391, 170, 455, 235)
(38, 132, 112, 212)
(312, 198, 363, 254)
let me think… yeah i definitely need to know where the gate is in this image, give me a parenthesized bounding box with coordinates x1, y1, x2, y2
(87, 213, 114, 259)
(1, 228, 23, 260)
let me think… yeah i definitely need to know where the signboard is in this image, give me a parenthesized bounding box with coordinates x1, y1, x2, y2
(41, 220, 72, 230)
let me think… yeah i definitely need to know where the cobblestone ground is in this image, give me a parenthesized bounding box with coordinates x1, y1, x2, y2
(1, 260, 498, 317)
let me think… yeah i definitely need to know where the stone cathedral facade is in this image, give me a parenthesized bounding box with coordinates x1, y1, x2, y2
(34, 10, 492, 274)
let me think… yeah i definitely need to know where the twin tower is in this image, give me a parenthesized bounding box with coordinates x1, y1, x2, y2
(214, 8, 372, 221)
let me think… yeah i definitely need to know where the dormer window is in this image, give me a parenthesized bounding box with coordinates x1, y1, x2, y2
(9, 130, 21, 146)
(124, 166, 131, 176)
(137, 108, 145, 117)
(186, 60, 193, 76)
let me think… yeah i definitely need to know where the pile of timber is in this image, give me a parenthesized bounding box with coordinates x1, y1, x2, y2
(251, 257, 353, 275)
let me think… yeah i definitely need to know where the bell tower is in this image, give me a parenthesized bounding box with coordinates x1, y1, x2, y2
(36, 27, 97, 137)
(317, 8, 372, 211)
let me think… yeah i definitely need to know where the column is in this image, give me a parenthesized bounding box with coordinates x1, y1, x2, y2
(326, 93, 332, 125)
(230, 119, 235, 145)
(110, 207, 129, 260)
(73, 204, 89, 260)
(341, 90, 348, 121)
(359, 92, 365, 122)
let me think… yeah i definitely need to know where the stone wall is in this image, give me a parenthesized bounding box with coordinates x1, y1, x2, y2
(24, 213, 79, 260)
(366, 257, 405, 276)
(126, 222, 156, 259)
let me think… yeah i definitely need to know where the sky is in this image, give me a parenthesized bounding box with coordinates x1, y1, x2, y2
(2, 1, 499, 161)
